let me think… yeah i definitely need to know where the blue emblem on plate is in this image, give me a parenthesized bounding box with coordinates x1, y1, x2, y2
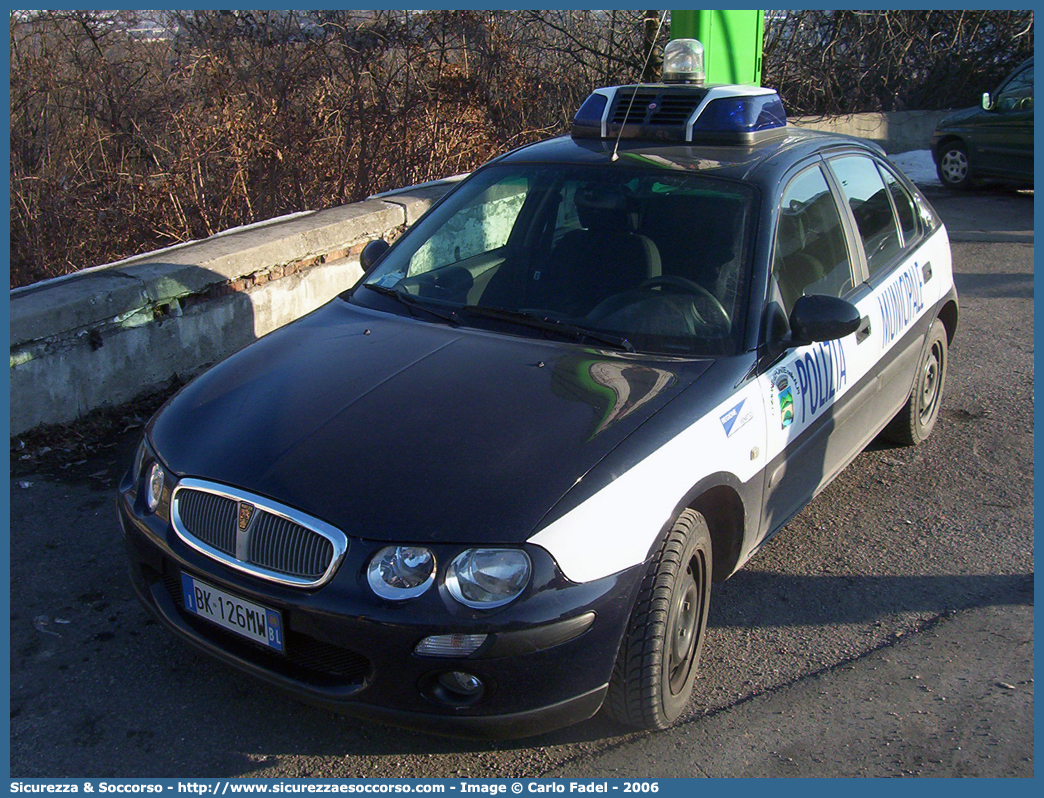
(182, 573, 196, 612)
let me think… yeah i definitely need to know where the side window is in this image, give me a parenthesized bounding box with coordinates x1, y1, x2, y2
(829, 154, 901, 278)
(408, 177, 528, 275)
(773, 165, 854, 314)
(879, 164, 919, 248)
(996, 67, 1033, 112)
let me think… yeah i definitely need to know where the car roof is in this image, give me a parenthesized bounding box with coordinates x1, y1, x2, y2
(493, 127, 882, 187)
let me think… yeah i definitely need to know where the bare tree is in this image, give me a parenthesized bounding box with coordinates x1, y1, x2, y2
(764, 10, 1034, 115)
(9, 10, 1033, 288)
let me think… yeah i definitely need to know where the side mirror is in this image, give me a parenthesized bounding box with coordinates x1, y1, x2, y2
(789, 295, 861, 346)
(982, 91, 994, 111)
(360, 238, 391, 272)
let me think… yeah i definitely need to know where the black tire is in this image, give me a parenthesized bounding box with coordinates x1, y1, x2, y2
(607, 508, 712, 730)
(883, 319, 948, 446)
(936, 141, 973, 190)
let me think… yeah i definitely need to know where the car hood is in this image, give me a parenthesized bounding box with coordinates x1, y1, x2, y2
(149, 300, 711, 544)
(936, 106, 984, 131)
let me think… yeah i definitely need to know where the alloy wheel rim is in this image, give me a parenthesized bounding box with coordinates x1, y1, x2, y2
(941, 150, 968, 183)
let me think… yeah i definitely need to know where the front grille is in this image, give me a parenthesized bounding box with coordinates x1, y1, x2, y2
(162, 570, 371, 684)
(610, 88, 706, 127)
(171, 479, 348, 587)
(176, 489, 237, 555)
(248, 512, 333, 579)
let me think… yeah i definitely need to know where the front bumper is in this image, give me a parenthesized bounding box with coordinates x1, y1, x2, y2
(119, 487, 642, 739)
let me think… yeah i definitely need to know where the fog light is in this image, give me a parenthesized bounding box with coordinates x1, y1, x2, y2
(146, 462, 165, 513)
(415, 633, 488, 657)
(437, 671, 484, 698)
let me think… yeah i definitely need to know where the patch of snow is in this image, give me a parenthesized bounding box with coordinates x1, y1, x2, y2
(889, 150, 941, 187)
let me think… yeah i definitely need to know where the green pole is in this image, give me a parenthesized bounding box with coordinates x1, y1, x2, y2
(669, 10, 764, 86)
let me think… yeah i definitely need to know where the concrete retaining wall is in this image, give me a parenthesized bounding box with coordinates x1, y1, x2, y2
(9, 180, 459, 436)
(790, 110, 953, 154)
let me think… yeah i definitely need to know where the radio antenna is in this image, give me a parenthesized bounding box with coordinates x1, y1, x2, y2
(612, 9, 669, 163)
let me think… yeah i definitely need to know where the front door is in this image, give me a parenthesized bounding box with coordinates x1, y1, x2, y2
(757, 162, 873, 537)
(976, 64, 1034, 180)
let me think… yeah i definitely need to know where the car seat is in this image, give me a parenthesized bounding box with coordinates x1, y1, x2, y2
(543, 185, 661, 314)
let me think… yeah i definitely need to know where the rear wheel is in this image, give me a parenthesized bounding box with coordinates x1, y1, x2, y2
(607, 509, 712, 730)
(936, 141, 973, 190)
(884, 319, 948, 445)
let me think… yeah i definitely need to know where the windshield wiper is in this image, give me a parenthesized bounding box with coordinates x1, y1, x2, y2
(362, 284, 460, 326)
(459, 305, 635, 353)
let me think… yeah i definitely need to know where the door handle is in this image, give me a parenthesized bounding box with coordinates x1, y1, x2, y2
(856, 315, 872, 343)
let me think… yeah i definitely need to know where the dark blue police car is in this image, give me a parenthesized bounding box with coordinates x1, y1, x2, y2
(120, 40, 957, 738)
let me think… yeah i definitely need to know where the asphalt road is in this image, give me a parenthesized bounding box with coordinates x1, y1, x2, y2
(9, 188, 1034, 778)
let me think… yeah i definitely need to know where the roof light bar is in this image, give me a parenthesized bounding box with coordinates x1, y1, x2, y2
(572, 83, 788, 145)
(689, 94, 787, 140)
(571, 91, 610, 138)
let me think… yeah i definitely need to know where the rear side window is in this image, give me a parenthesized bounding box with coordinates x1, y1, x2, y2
(829, 155, 901, 278)
(772, 165, 854, 314)
(879, 165, 919, 248)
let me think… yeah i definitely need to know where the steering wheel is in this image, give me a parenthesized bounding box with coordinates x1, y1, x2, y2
(640, 275, 731, 331)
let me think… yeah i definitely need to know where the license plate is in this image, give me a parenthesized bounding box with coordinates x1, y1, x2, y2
(181, 574, 284, 653)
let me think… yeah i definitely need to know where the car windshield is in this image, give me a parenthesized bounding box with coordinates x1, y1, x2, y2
(353, 163, 756, 357)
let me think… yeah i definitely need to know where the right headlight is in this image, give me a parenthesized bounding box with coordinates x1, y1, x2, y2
(445, 548, 531, 609)
(367, 546, 437, 600)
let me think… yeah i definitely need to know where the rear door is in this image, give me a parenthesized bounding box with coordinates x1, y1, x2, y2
(824, 152, 951, 430)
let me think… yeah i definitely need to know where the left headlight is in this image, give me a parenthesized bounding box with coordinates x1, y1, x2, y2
(145, 461, 166, 514)
(445, 548, 531, 609)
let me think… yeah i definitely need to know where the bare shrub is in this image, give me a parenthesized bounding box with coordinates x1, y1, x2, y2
(9, 10, 1033, 288)
(10, 10, 668, 287)
(764, 10, 1034, 115)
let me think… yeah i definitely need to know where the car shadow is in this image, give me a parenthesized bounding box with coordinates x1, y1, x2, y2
(712, 570, 1033, 630)
(953, 271, 1034, 299)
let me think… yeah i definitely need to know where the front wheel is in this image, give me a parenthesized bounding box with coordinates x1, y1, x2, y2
(936, 141, 973, 190)
(883, 318, 948, 445)
(607, 509, 712, 730)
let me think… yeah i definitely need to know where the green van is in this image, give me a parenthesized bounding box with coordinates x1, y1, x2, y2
(931, 57, 1033, 189)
